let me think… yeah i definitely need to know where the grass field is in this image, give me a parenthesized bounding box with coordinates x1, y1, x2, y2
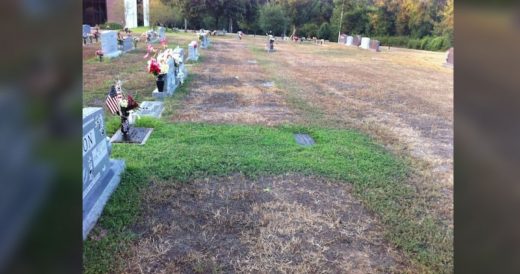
(83, 30, 453, 273)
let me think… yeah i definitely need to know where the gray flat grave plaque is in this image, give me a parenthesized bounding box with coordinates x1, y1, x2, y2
(247, 60, 257, 64)
(110, 127, 153, 144)
(294, 133, 315, 147)
(83, 107, 125, 239)
(261, 81, 274, 88)
(134, 101, 164, 118)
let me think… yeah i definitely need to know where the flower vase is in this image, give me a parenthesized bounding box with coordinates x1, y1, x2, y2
(156, 74, 165, 92)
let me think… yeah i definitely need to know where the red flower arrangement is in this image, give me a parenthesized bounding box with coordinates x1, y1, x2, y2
(95, 50, 104, 61)
(147, 58, 161, 76)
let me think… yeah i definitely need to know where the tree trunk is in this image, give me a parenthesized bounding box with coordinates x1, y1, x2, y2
(229, 17, 233, 33)
(184, 18, 187, 31)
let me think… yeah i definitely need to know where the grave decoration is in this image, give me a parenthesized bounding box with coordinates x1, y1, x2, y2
(188, 41, 199, 61)
(95, 50, 104, 62)
(100, 30, 122, 58)
(146, 47, 178, 98)
(105, 80, 140, 136)
(105, 81, 154, 144)
(83, 106, 125, 239)
(144, 29, 159, 43)
(133, 37, 140, 48)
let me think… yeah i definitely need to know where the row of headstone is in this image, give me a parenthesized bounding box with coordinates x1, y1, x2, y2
(344, 35, 380, 52)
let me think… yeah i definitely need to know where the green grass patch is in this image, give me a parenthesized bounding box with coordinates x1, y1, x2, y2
(83, 121, 448, 273)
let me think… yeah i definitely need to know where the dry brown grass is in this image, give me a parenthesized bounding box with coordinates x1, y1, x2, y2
(122, 174, 414, 273)
(171, 38, 297, 126)
(248, 37, 453, 227)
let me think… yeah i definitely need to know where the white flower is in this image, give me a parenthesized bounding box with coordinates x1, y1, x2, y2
(120, 99, 128, 108)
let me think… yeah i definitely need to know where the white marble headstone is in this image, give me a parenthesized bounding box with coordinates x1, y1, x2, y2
(360, 37, 371, 49)
(346, 36, 353, 46)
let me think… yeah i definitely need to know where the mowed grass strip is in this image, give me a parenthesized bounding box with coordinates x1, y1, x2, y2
(83, 118, 446, 273)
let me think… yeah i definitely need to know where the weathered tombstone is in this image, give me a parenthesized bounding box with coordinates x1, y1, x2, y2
(346, 36, 353, 46)
(100, 30, 122, 58)
(152, 58, 177, 99)
(173, 47, 188, 81)
(445, 47, 454, 66)
(83, 107, 125, 239)
(188, 41, 199, 61)
(338, 34, 347, 44)
(122, 37, 134, 52)
(360, 37, 371, 49)
(158, 26, 165, 40)
(369, 39, 380, 52)
(352, 35, 362, 46)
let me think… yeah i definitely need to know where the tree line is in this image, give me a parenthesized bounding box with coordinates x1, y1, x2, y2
(148, 0, 453, 47)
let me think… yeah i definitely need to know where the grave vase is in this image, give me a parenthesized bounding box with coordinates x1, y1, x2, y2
(156, 74, 165, 92)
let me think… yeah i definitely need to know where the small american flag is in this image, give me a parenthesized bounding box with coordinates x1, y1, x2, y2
(105, 85, 122, 115)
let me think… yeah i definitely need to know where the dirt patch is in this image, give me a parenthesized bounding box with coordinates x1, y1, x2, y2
(172, 39, 296, 126)
(123, 174, 412, 273)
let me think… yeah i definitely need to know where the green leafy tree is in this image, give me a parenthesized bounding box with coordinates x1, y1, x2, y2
(318, 22, 331, 39)
(258, 4, 289, 36)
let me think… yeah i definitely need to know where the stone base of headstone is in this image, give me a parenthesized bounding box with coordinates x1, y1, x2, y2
(110, 127, 153, 144)
(152, 87, 175, 100)
(83, 159, 125, 240)
(104, 50, 122, 59)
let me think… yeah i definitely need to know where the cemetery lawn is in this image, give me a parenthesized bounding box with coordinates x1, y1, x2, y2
(84, 34, 452, 273)
(85, 119, 425, 273)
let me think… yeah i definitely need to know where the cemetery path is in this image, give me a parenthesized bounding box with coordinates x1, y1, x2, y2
(171, 38, 297, 126)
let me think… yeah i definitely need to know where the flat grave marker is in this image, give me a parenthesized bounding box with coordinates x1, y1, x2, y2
(294, 134, 315, 147)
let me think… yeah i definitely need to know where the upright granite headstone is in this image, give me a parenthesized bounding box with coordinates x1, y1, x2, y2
(360, 37, 371, 49)
(122, 37, 134, 52)
(83, 24, 91, 37)
(369, 40, 380, 52)
(173, 47, 188, 80)
(153, 58, 177, 99)
(338, 34, 347, 44)
(100, 30, 122, 58)
(352, 35, 362, 46)
(445, 47, 454, 66)
(83, 107, 125, 240)
(158, 27, 166, 40)
(200, 33, 209, 48)
(346, 36, 353, 46)
(188, 41, 199, 61)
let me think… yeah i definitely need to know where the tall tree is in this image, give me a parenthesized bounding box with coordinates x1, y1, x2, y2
(258, 3, 288, 36)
